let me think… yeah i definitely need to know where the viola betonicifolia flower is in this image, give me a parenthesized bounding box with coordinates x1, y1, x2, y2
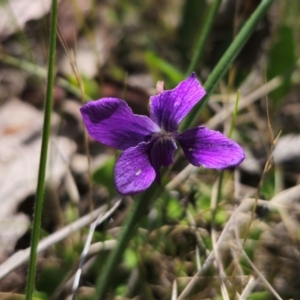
(80, 73, 245, 195)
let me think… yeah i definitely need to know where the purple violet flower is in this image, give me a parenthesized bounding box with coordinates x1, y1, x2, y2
(80, 73, 245, 195)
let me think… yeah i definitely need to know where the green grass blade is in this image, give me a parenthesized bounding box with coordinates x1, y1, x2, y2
(25, 0, 58, 299)
(186, 0, 222, 76)
(181, 0, 275, 130)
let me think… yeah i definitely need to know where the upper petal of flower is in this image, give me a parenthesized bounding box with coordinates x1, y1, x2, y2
(177, 127, 245, 169)
(150, 137, 177, 183)
(114, 142, 156, 195)
(149, 73, 206, 132)
(80, 98, 160, 150)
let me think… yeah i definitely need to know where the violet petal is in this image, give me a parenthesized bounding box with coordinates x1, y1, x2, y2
(177, 126, 245, 169)
(80, 98, 160, 150)
(149, 73, 206, 132)
(114, 142, 156, 195)
(150, 137, 177, 182)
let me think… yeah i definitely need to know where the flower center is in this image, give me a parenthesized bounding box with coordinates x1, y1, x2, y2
(152, 129, 178, 141)
(145, 129, 178, 145)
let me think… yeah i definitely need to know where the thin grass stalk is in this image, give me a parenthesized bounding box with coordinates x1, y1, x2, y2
(94, 1, 275, 297)
(25, 0, 58, 298)
(186, 0, 222, 76)
(181, 0, 275, 130)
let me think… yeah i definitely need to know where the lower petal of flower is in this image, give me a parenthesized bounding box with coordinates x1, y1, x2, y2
(114, 142, 156, 195)
(150, 137, 177, 182)
(177, 126, 245, 169)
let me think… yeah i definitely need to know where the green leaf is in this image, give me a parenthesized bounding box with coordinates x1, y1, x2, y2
(214, 210, 227, 226)
(145, 51, 184, 85)
(124, 248, 138, 270)
(166, 196, 184, 220)
(246, 291, 273, 300)
(36, 264, 67, 296)
(67, 74, 100, 101)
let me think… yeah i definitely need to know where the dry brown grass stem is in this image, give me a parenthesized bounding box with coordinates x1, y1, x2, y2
(242, 131, 281, 247)
(177, 197, 286, 300)
(57, 25, 94, 212)
(72, 199, 122, 299)
(233, 220, 282, 300)
(206, 75, 284, 129)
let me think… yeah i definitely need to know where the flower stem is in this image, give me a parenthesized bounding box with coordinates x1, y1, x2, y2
(186, 0, 222, 76)
(95, 187, 160, 299)
(25, 0, 58, 299)
(181, 0, 275, 130)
